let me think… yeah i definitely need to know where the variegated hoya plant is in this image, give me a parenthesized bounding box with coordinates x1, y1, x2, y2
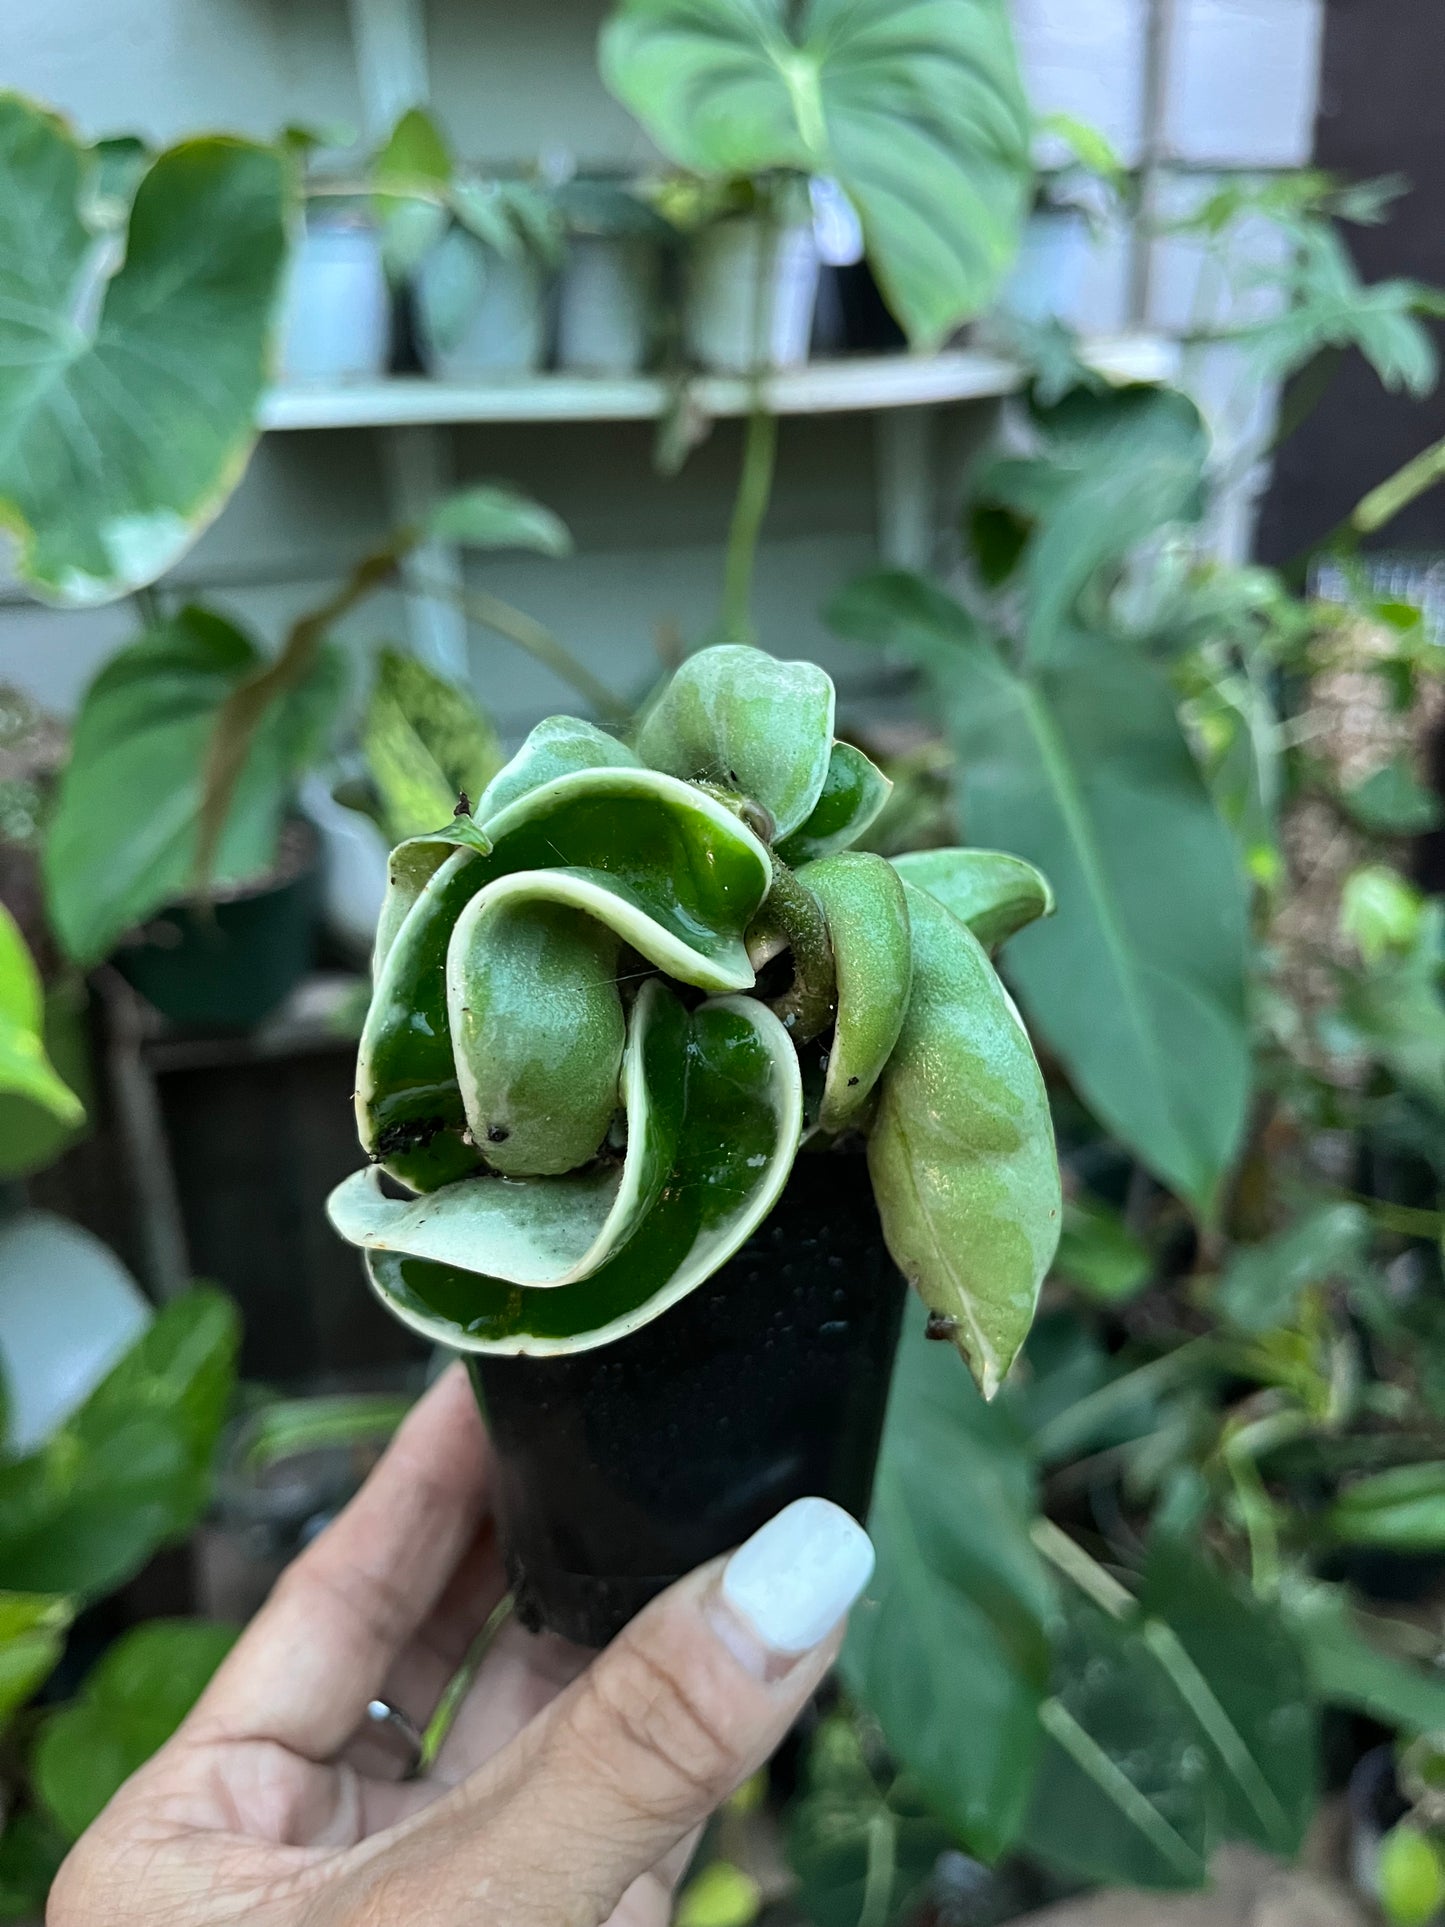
(328, 646, 1062, 1397)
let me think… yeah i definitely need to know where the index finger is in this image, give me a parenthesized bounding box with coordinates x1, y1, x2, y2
(191, 1362, 491, 1760)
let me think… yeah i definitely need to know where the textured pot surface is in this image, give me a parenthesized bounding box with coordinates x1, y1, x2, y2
(471, 1147, 905, 1647)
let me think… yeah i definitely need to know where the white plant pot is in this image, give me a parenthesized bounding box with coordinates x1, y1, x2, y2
(684, 217, 821, 375)
(998, 208, 1094, 327)
(415, 227, 547, 380)
(555, 235, 660, 375)
(278, 212, 392, 384)
(300, 775, 392, 962)
(0, 1211, 151, 1452)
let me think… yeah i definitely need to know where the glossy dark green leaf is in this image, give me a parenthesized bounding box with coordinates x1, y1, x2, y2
(843, 1307, 1053, 1860)
(0, 99, 289, 604)
(332, 978, 684, 1281)
(788, 1712, 957, 1927)
(0, 1593, 73, 1733)
(33, 1619, 236, 1840)
(1140, 1536, 1317, 1857)
(891, 847, 1054, 954)
(797, 853, 911, 1130)
(43, 608, 343, 965)
(1215, 1203, 1369, 1335)
(364, 995, 802, 1354)
(1327, 1463, 1445, 1551)
(868, 885, 1060, 1396)
(362, 648, 504, 844)
(832, 574, 1250, 1215)
(775, 743, 892, 868)
(358, 769, 769, 1190)
(636, 644, 835, 840)
(0, 1287, 238, 1597)
(600, 0, 1032, 348)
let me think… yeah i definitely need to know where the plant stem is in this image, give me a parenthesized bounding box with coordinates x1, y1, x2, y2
(760, 853, 837, 1045)
(719, 405, 778, 645)
(1031, 1517, 1135, 1620)
(418, 577, 631, 723)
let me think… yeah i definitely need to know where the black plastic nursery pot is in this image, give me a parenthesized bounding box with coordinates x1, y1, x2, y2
(470, 1147, 906, 1649)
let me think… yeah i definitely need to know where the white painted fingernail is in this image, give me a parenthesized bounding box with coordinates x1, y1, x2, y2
(718, 1498, 874, 1661)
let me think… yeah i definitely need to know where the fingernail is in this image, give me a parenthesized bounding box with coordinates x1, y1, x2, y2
(715, 1498, 874, 1670)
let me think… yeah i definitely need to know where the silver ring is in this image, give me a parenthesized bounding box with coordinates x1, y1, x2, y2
(362, 1697, 425, 1780)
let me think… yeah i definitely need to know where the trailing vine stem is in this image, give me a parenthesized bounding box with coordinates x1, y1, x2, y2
(718, 404, 778, 645)
(758, 852, 837, 1046)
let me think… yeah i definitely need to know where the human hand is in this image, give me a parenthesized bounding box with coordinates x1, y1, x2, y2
(49, 1364, 874, 1927)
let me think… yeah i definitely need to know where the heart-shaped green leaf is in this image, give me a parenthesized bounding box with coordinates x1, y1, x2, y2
(798, 852, 911, 1130)
(476, 716, 640, 822)
(0, 97, 289, 605)
(330, 979, 685, 1283)
(362, 994, 803, 1354)
(600, 0, 1032, 348)
(892, 848, 1054, 954)
(448, 890, 626, 1175)
(358, 769, 770, 1189)
(636, 644, 835, 839)
(868, 884, 1060, 1396)
(775, 742, 892, 867)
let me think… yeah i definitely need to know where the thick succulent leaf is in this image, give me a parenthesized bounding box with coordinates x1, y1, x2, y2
(362, 648, 504, 845)
(476, 716, 639, 821)
(363, 994, 803, 1354)
(0, 98, 289, 604)
(798, 852, 911, 1130)
(447, 890, 625, 1175)
(358, 769, 769, 1189)
(371, 825, 493, 977)
(892, 847, 1054, 954)
(868, 884, 1060, 1396)
(599, 0, 1032, 347)
(636, 644, 835, 840)
(330, 979, 684, 1285)
(775, 742, 892, 867)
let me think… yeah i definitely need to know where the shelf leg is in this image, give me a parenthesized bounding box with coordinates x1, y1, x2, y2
(874, 407, 937, 572)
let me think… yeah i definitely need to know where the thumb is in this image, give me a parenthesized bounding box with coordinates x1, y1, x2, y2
(400, 1497, 874, 1927)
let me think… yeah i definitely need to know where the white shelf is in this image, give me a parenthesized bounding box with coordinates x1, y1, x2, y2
(259, 337, 1180, 432)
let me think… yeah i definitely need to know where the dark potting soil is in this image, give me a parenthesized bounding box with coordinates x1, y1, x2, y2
(471, 1146, 905, 1647)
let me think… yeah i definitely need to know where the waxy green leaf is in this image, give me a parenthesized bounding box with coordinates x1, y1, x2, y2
(448, 891, 625, 1175)
(775, 742, 892, 867)
(364, 994, 803, 1354)
(476, 715, 639, 821)
(330, 980, 685, 1285)
(868, 885, 1060, 1396)
(892, 847, 1054, 954)
(637, 644, 835, 839)
(372, 824, 494, 976)
(0, 97, 289, 605)
(358, 768, 769, 1189)
(0, 908, 82, 1125)
(798, 852, 911, 1130)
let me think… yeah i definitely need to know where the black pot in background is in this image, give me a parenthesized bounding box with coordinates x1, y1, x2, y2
(114, 820, 320, 1031)
(811, 260, 907, 356)
(471, 1148, 907, 1648)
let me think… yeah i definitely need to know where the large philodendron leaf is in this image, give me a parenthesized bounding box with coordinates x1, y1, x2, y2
(775, 742, 892, 868)
(330, 980, 685, 1286)
(0, 96, 289, 605)
(893, 848, 1054, 954)
(833, 574, 1250, 1214)
(798, 852, 911, 1131)
(599, 0, 1032, 347)
(475, 716, 639, 821)
(364, 994, 803, 1355)
(868, 884, 1060, 1396)
(357, 768, 770, 1190)
(636, 644, 835, 840)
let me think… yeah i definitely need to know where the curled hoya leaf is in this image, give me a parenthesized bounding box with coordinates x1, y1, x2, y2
(448, 892, 625, 1175)
(775, 743, 892, 867)
(636, 644, 835, 839)
(330, 979, 686, 1285)
(892, 848, 1054, 954)
(373, 822, 494, 975)
(868, 884, 1061, 1397)
(798, 852, 911, 1131)
(357, 768, 770, 1190)
(362, 994, 803, 1355)
(476, 715, 638, 821)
